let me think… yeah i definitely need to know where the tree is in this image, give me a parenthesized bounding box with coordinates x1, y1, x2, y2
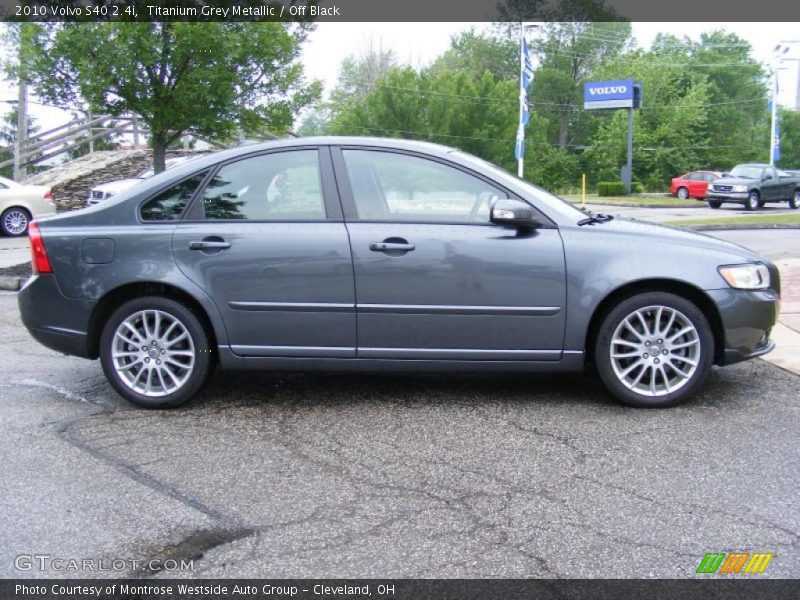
(429, 30, 518, 81)
(328, 67, 520, 171)
(777, 108, 800, 169)
(330, 42, 398, 109)
(0, 106, 40, 178)
(16, 22, 321, 173)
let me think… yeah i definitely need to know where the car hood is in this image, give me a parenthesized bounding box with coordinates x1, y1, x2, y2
(91, 179, 143, 193)
(591, 217, 763, 261)
(709, 177, 752, 187)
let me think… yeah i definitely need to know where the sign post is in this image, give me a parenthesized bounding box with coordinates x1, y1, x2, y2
(584, 79, 642, 194)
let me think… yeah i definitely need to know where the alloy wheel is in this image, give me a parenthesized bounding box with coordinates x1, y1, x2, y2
(3, 209, 28, 235)
(609, 305, 701, 397)
(111, 309, 196, 397)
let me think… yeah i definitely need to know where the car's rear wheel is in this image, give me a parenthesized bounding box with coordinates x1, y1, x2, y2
(1, 207, 31, 237)
(707, 200, 721, 209)
(745, 191, 761, 211)
(594, 292, 714, 408)
(100, 296, 212, 408)
(676, 187, 689, 200)
(789, 190, 800, 209)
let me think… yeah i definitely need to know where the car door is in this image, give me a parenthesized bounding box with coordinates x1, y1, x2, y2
(759, 168, 773, 201)
(332, 147, 567, 361)
(687, 172, 706, 198)
(171, 147, 356, 357)
(699, 172, 716, 197)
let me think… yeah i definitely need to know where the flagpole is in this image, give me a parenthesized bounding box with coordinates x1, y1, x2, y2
(769, 70, 779, 166)
(517, 21, 525, 178)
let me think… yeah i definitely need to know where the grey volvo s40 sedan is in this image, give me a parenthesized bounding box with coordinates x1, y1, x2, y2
(18, 138, 779, 408)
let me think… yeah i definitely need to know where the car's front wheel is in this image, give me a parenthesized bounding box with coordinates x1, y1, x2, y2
(594, 292, 714, 408)
(676, 187, 689, 200)
(707, 200, 721, 209)
(1, 207, 31, 236)
(745, 191, 761, 211)
(99, 296, 212, 408)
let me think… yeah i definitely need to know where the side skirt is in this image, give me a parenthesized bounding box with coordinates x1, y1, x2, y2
(217, 347, 585, 373)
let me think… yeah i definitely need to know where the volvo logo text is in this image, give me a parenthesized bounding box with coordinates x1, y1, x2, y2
(588, 86, 628, 95)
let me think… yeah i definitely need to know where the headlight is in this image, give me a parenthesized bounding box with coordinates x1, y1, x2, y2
(718, 263, 770, 290)
(732, 185, 748, 193)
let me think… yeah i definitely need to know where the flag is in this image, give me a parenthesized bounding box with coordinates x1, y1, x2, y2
(521, 38, 534, 90)
(516, 37, 535, 162)
(769, 94, 781, 163)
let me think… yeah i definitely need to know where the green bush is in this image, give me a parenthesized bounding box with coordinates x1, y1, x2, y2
(596, 181, 645, 195)
(597, 181, 625, 196)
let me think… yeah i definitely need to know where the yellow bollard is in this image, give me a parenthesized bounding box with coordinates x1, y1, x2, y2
(581, 173, 586, 209)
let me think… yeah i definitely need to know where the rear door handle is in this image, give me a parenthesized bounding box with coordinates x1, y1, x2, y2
(189, 239, 231, 251)
(369, 242, 415, 252)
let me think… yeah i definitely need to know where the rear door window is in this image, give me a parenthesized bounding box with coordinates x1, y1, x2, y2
(201, 150, 325, 221)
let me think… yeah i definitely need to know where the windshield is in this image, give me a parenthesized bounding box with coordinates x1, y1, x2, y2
(728, 166, 764, 179)
(449, 151, 587, 220)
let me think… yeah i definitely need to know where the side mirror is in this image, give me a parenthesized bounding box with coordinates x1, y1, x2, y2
(721, 172, 729, 177)
(490, 198, 539, 228)
(763, 173, 772, 181)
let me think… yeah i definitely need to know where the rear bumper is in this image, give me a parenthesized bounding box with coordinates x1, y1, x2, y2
(17, 274, 95, 359)
(706, 287, 780, 365)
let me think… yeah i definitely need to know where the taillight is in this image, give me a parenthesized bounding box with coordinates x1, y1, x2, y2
(44, 189, 53, 201)
(29, 221, 52, 274)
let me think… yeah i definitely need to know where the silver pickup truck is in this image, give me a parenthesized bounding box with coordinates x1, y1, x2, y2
(705, 164, 800, 211)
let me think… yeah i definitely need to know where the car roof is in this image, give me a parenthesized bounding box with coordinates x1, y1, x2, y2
(145, 137, 482, 185)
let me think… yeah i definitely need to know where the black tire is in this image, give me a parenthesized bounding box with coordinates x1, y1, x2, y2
(1, 207, 31, 237)
(745, 191, 760, 211)
(676, 187, 689, 200)
(790, 190, 800, 210)
(594, 292, 714, 408)
(99, 296, 212, 408)
(707, 200, 721, 209)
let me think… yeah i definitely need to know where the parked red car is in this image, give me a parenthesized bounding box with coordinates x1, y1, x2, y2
(670, 171, 723, 200)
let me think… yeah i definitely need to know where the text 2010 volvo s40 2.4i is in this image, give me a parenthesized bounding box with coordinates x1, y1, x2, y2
(18, 138, 780, 409)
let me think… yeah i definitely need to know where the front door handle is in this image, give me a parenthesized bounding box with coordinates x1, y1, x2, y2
(189, 238, 231, 251)
(369, 237, 415, 254)
(369, 242, 415, 252)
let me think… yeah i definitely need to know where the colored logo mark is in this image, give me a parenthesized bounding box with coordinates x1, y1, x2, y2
(696, 552, 773, 574)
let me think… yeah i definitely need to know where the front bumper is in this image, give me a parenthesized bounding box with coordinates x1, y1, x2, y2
(18, 274, 95, 359)
(706, 287, 780, 365)
(706, 192, 748, 202)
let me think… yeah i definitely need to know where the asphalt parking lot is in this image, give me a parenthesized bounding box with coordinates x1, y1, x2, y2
(1, 305, 798, 579)
(0, 224, 798, 579)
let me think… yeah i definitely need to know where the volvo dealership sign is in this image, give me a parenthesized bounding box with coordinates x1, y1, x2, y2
(584, 79, 639, 110)
(582, 79, 643, 194)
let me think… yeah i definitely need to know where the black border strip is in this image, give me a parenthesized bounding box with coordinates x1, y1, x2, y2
(2, 0, 800, 22)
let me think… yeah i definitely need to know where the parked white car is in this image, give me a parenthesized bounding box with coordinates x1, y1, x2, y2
(87, 155, 207, 206)
(0, 175, 55, 236)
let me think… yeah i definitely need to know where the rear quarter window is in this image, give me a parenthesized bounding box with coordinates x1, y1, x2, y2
(139, 171, 208, 221)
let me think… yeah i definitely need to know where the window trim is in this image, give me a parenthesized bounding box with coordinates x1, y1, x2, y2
(331, 146, 555, 228)
(180, 146, 341, 224)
